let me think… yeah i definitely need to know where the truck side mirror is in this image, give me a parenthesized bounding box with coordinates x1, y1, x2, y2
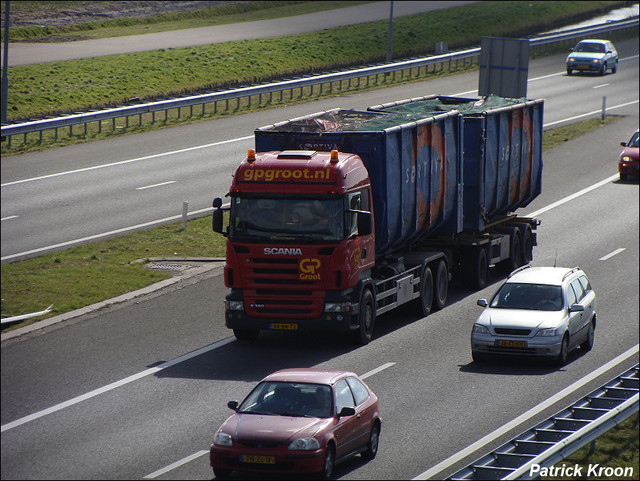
(357, 211, 372, 236)
(212, 197, 226, 235)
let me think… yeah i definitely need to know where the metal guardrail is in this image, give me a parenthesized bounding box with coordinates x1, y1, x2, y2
(1, 17, 638, 148)
(448, 364, 639, 480)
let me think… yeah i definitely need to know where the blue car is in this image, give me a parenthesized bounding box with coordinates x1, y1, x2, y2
(566, 39, 618, 76)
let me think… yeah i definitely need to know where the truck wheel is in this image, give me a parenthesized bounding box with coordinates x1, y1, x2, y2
(501, 228, 522, 273)
(465, 247, 488, 290)
(521, 225, 533, 264)
(416, 265, 433, 317)
(511, 229, 522, 269)
(233, 328, 260, 341)
(354, 289, 375, 345)
(213, 467, 232, 479)
(433, 260, 448, 311)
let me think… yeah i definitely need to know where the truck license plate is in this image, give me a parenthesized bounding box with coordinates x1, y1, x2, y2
(270, 323, 298, 330)
(496, 339, 526, 348)
(240, 455, 275, 464)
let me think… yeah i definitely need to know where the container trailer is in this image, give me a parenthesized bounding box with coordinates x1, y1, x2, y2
(212, 95, 544, 344)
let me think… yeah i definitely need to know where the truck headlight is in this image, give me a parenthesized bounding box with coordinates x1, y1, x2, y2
(214, 432, 233, 446)
(325, 302, 352, 313)
(288, 437, 320, 450)
(224, 300, 244, 311)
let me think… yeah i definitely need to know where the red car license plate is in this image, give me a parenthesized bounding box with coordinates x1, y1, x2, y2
(240, 454, 276, 464)
(497, 339, 527, 348)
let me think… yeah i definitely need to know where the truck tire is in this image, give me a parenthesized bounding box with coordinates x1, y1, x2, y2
(233, 328, 260, 341)
(465, 247, 488, 290)
(520, 224, 533, 264)
(353, 289, 375, 345)
(433, 260, 448, 311)
(500, 227, 522, 273)
(416, 265, 433, 317)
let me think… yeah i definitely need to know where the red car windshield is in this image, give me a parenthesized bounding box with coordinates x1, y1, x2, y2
(238, 381, 334, 418)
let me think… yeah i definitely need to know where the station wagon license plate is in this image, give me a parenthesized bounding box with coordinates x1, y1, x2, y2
(270, 322, 298, 330)
(496, 339, 527, 348)
(240, 454, 275, 464)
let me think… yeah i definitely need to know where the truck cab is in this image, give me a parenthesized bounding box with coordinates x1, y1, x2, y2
(213, 149, 375, 342)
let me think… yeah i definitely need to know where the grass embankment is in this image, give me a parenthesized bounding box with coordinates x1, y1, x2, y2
(541, 415, 639, 480)
(1, 1, 631, 154)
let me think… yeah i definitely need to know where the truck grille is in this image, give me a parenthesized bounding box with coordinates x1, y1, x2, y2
(243, 256, 324, 318)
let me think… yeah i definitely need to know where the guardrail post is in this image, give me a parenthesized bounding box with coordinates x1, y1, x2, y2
(181, 201, 189, 230)
(601, 96, 607, 120)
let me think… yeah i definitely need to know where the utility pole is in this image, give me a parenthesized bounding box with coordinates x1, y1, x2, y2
(386, 0, 393, 63)
(1, 0, 9, 125)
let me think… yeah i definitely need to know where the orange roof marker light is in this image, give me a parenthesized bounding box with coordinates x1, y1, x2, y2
(247, 149, 256, 163)
(330, 150, 339, 164)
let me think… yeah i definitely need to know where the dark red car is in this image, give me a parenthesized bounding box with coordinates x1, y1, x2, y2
(619, 129, 639, 181)
(210, 368, 381, 479)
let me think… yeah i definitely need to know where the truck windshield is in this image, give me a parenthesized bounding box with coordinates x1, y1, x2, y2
(229, 197, 345, 243)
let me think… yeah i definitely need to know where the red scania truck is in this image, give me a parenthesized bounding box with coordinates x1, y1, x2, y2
(212, 95, 544, 344)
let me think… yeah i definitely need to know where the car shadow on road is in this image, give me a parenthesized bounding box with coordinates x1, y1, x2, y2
(458, 347, 592, 375)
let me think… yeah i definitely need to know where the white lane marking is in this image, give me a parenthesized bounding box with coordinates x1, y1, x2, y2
(599, 247, 626, 261)
(525, 173, 619, 217)
(593, 83, 610, 89)
(1, 215, 19, 221)
(143, 362, 395, 478)
(544, 100, 639, 128)
(143, 450, 210, 479)
(361, 361, 396, 379)
(0, 337, 235, 433)
(412, 344, 640, 480)
(0, 135, 253, 188)
(0, 206, 213, 262)
(136, 181, 176, 190)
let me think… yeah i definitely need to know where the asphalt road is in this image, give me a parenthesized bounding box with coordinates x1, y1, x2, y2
(1, 55, 639, 481)
(3, 1, 476, 66)
(1, 115, 638, 478)
(2, 37, 639, 262)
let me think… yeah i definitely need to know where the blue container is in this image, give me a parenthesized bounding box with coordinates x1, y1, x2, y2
(368, 95, 544, 231)
(254, 108, 464, 258)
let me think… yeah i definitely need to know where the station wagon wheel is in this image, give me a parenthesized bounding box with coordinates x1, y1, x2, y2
(580, 321, 595, 352)
(362, 422, 380, 460)
(556, 335, 569, 366)
(600, 62, 607, 76)
(566, 68, 572, 76)
(612, 61, 618, 73)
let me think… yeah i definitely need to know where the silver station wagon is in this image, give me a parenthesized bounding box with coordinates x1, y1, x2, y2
(471, 266, 596, 365)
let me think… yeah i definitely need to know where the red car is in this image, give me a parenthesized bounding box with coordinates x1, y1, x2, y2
(210, 368, 381, 479)
(619, 129, 639, 181)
